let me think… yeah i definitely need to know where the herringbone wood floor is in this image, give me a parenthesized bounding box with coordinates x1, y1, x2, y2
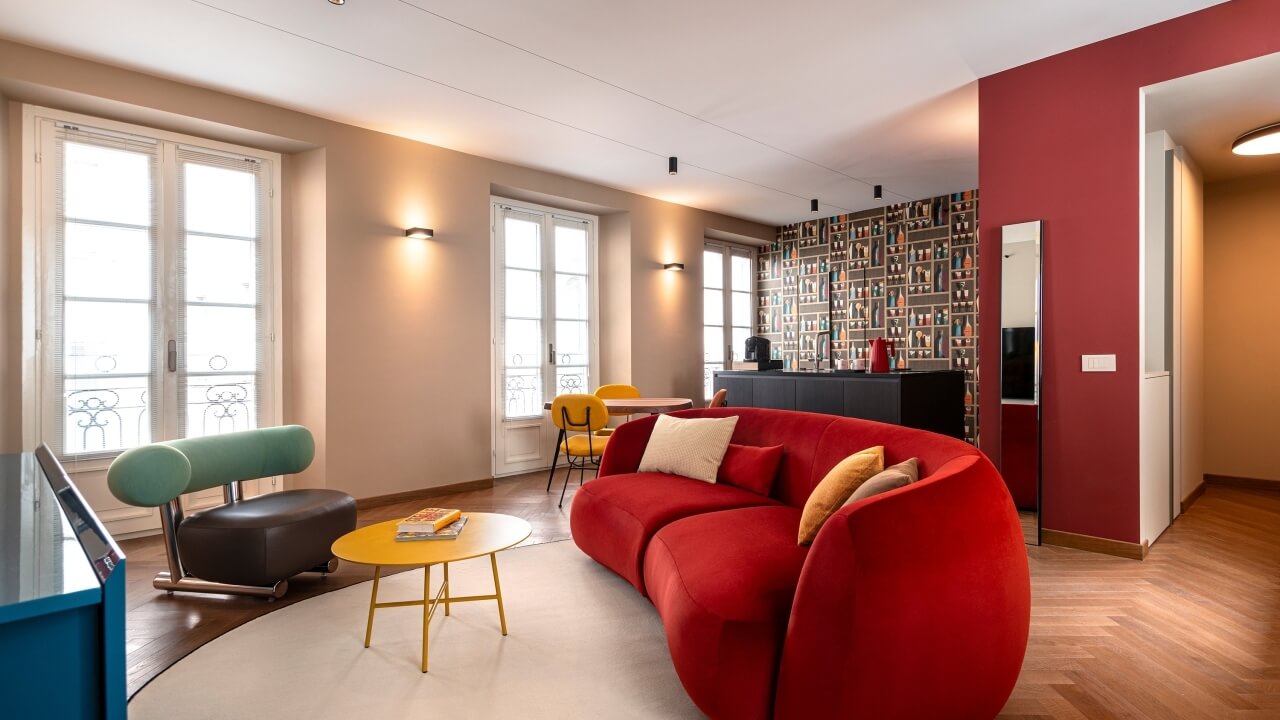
(120, 477, 1280, 719)
(1001, 484, 1280, 719)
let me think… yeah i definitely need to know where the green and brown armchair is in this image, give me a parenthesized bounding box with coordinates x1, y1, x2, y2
(107, 425, 355, 600)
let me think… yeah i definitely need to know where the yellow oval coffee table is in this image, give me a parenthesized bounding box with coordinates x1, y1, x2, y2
(331, 512, 532, 672)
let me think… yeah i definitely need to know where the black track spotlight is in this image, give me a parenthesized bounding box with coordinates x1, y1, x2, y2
(873, 184, 883, 201)
(810, 199, 819, 212)
(669, 156, 678, 175)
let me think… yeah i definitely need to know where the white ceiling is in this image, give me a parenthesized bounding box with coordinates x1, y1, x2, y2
(1146, 51, 1280, 182)
(0, 0, 1227, 224)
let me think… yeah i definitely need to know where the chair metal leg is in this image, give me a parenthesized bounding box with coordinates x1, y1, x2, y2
(546, 429, 565, 492)
(559, 457, 576, 508)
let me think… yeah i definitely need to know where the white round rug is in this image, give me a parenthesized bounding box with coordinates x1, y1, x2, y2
(129, 540, 703, 719)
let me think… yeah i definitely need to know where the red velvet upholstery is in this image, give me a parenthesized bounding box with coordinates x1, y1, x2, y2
(569, 472, 777, 593)
(645, 506, 807, 720)
(717, 443, 784, 495)
(574, 408, 1030, 719)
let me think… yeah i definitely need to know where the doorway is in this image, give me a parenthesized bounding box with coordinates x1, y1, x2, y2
(1140, 51, 1280, 545)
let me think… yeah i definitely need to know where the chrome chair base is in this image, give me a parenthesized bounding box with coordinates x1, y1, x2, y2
(153, 571, 288, 600)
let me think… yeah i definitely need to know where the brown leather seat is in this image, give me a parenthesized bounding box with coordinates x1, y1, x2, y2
(177, 490, 356, 587)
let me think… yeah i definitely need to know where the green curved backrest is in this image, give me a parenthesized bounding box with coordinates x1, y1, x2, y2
(106, 425, 315, 508)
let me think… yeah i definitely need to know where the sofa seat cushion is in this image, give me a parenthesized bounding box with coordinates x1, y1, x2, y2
(569, 472, 778, 594)
(643, 505, 809, 720)
(177, 489, 356, 587)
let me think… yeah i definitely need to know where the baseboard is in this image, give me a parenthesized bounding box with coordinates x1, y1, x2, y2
(1180, 482, 1206, 514)
(1041, 528, 1149, 561)
(1204, 473, 1280, 493)
(355, 478, 494, 510)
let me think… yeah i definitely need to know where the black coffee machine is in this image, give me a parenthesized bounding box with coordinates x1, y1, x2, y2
(745, 336, 783, 371)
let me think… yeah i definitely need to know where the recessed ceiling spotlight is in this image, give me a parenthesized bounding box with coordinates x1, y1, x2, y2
(1232, 121, 1280, 156)
(328, 0, 345, 5)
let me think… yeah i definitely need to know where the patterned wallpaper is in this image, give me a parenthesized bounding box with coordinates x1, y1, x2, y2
(756, 190, 981, 443)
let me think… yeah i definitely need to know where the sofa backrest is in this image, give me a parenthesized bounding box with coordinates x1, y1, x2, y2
(667, 408, 981, 508)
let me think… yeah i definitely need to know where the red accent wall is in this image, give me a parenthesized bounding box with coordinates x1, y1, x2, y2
(978, 0, 1280, 543)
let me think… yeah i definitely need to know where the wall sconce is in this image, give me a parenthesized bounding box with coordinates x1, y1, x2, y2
(663, 262, 685, 272)
(405, 227, 434, 239)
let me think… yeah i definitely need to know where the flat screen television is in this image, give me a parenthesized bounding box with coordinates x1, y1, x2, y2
(1001, 327, 1036, 401)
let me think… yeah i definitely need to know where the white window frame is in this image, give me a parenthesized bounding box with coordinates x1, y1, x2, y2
(489, 196, 600, 476)
(20, 104, 283, 471)
(702, 240, 757, 400)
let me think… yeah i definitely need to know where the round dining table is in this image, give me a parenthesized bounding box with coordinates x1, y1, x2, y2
(542, 397, 694, 415)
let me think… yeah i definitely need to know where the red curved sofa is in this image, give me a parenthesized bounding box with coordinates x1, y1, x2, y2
(570, 407, 1029, 720)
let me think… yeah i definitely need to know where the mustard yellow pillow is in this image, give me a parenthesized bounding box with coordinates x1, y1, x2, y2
(798, 446, 884, 545)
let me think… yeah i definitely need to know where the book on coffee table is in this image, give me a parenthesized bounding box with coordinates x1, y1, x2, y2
(398, 508, 461, 533)
(395, 515, 468, 542)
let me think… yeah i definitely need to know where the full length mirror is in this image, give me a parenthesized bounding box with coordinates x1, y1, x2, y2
(1000, 221, 1042, 545)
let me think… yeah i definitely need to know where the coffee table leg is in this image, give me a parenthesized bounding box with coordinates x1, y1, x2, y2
(364, 565, 381, 648)
(490, 552, 508, 636)
(442, 562, 451, 616)
(422, 564, 431, 673)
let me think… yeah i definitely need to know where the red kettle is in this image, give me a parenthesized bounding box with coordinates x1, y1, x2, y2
(869, 337, 895, 373)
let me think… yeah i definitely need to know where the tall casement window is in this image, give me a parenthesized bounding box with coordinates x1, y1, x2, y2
(491, 199, 598, 476)
(27, 109, 279, 463)
(702, 241, 754, 399)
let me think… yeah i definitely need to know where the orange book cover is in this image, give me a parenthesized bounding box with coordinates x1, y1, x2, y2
(398, 508, 461, 532)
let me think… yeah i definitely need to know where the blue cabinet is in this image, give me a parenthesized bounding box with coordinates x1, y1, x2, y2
(0, 448, 126, 720)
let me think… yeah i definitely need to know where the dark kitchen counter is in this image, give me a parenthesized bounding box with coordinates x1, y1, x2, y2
(713, 369, 964, 438)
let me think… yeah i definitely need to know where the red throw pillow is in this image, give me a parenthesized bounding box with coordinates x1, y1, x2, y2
(717, 443, 784, 496)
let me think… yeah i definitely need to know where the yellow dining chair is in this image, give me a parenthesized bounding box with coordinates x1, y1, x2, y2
(547, 394, 611, 508)
(593, 383, 641, 437)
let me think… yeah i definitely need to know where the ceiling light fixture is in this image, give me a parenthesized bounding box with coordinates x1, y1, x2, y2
(668, 156, 678, 175)
(328, 0, 345, 5)
(810, 199, 819, 212)
(405, 227, 433, 239)
(663, 262, 684, 272)
(874, 185, 883, 201)
(1232, 121, 1280, 156)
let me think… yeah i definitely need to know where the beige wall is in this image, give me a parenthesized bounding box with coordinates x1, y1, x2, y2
(1203, 172, 1280, 482)
(0, 39, 771, 499)
(0, 93, 12, 452)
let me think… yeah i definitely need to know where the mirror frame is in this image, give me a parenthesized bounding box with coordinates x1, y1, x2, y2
(999, 220, 1043, 545)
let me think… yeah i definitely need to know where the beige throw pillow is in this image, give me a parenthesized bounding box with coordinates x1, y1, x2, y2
(842, 457, 919, 507)
(637, 414, 739, 483)
(798, 446, 884, 545)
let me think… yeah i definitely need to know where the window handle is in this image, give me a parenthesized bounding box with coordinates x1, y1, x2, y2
(548, 343, 555, 365)
(167, 339, 177, 373)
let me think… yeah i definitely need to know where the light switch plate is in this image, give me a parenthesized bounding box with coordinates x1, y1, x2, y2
(1081, 354, 1117, 372)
